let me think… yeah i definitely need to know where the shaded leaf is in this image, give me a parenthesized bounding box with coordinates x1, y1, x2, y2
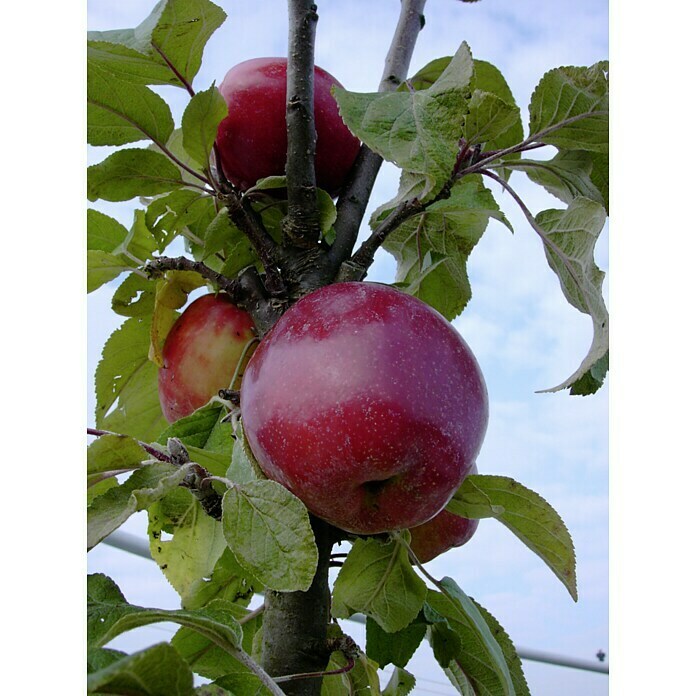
(87, 642, 194, 695)
(332, 536, 427, 633)
(366, 615, 426, 668)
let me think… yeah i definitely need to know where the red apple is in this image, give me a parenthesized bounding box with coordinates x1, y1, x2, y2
(408, 466, 479, 563)
(216, 57, 361, 194)
(240, 282, 488, 534)
(158, 294, 256, 423)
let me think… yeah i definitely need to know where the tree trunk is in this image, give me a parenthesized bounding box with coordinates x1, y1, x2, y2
(260, 517, 337, 695)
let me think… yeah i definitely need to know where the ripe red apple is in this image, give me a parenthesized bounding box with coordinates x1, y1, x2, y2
(408, 466, 479, 563)
(158, 294, 256, 423)
(240, 282, 488, 534)
(216, 57, 361, 194)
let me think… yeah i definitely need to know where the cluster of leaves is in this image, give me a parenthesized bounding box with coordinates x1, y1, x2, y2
(88, 401, 576, 694)
(87, 0, 608, 694)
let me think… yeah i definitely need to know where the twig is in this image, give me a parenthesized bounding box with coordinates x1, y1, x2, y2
(87, 428, 170, 462)
(328, 0, 428, 273)
(145, 255, 241, 297)
(284, 0, 321, 245)
(240, 602, 266, 625)
(223, 193, 286, 296)
(273, 633, 360, 684)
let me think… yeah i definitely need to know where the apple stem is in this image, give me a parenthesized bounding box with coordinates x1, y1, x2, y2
(228, 337, 261, 391)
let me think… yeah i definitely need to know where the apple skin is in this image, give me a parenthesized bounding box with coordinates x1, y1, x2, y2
(216, 57, 361, 194)
(158, 294, 256, 423)
(240, 282, 488, 535)
(408, 465, 479, 563)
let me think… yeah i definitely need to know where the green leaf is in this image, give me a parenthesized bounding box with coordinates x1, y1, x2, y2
(87, 647, 127, 673)
(87, 57, 174, 146)
(446, 474, 577, 600)
(87, 433, 148, 489)
(213, 668, 273, 696)
(87, 642, 194, 695)
(87, 462, 188, 550)
(182, 84, 228, 167)
(183, 549, 256, 611)
(366, 615, 426, 668)
(87, 209, 129, 252)
(529, 61, 609, 153)
(221, 480, 318, 592)
(172, 601, 261, 681)
(148, 270, 204, 367)
(87, 0, 227, 86)
(203, 208, 257, 275)
(88, 148, 184, 202)
(426, 580, 515, 696)
(227, 422, 263, 485)
(334, 43, 475, 201)
(95, 316, 169, 441)
(382, 667, 417, 696)
(322, 627, 381, 696)
(332, 536, 427, 633)
(87, 40, 175, 86)
(112, 273, 157, 317)
(148, 488, 228, 604)
(463, 90, 520, 150)
(158, 404, 233, 457)
(380, 176, 511, 319)
(146, 189, 216, 249)
(512, 150, 605, 208)
(473, 599, 530, 696)
(88, 574, 242, 651)
(87, 250, 134, 292)
(117, 209, 160, 262)
(534, 197, 608, 394)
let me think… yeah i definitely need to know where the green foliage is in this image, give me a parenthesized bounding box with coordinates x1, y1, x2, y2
(95, 316, 169, 441)
(87, 0, 226, 87)
(382, 667, 417, 696)
(379, 175, 512, 319)
(366, 615, 427, 669)
(158, 404, 233, 458)
(148, 488, 228, 602)
(87, 642, 194, 695)
(221, 480, 319, 592)
(182, 84, 228, 168)
(425, 580, 516, 696)
(334, 43, 475, 201)
(447, 474, 577, 600)
(88, 148, 184, 202)
(227, 422, 264, 484)
(535, 197, 609, 394)
(87, 573, 243, 650)
(88, 462, 188, 549)
(529, 61, 609, 153)
(87, 433, 149, 490)
(87, 57, 175, 147)
(332, 536, 427, 633)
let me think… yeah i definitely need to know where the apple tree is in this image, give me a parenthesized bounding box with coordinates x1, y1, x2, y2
(86, 0, 609, 694)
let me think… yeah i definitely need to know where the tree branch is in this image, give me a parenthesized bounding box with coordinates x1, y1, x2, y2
(284, 0, 321, 246)
(223, 193, 286, 296)
(328, 0, 428, 273)
(145, 255, 240, 295)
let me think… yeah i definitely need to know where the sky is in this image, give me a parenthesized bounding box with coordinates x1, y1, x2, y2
(86, 1, 610, 694)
